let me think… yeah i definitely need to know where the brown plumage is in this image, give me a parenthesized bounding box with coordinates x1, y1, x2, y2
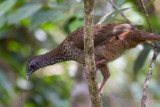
(26, 23, 160, 92)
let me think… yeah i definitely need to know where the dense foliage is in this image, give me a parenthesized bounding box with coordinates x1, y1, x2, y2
(0, 0, 160, 107)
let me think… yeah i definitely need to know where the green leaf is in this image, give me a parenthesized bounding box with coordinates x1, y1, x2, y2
(52, 12, 67, 23)
(0, 69, 15, 97)
(7, 3, 42, 24)
(145, 0, 155, 10)
(133, 46, 151, 74)
(98, 8, 131, 24)
(29, 10, 61, 30)
(0, 15, 6, 28)
(57, 0, 64, 3)
(0, 0, 15, 16)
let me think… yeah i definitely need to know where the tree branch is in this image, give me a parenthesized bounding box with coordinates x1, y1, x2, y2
(108, 0, 160, 106)
(139, 0, 159, 107)
(108, 0, 157, 48)
(141, 48, 159, 107)
(140, 0, 154, 33)
(84, 0, 102, 107)
(108, 0, 132, 25)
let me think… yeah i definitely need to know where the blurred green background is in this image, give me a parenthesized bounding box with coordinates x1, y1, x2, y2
(0, 0, 160, 107)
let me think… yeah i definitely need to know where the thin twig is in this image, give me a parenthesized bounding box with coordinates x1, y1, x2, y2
(145, 41, 156, 47)
(141, 48, 159, 107)
(108, 0, 157, 48)
(140, 0, 153, 32)
(139, 0, 157, 47)
(140, 0, 159, 107)
(108, 0, 132, 25)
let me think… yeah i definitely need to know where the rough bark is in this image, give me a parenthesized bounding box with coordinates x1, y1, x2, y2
(84, 0, 102, 107)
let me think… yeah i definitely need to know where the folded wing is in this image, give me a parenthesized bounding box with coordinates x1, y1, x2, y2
(67, 23, 135, 50)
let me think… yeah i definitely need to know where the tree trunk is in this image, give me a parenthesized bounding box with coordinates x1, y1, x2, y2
(84, 0, 102, 107)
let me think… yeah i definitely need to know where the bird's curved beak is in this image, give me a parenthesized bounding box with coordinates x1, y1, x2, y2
(26, 71, 32, 80)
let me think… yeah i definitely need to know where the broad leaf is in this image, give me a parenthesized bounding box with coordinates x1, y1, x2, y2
(98, 8, 131, 24)
(29, 10, 61, 30)
(0, 15, 6, 28)
(7, 3, 42, 24)
(0, 0, 15, 16)
(133, 46, 151, 74)
(0, 69, 15, 97)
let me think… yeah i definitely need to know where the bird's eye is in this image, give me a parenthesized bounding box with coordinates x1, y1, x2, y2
(30, 62, 37, 69)
(30, 64, 35, 68)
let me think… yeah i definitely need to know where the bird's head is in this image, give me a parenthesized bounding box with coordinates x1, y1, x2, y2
(26, 56, 41, 80)
(25, 49, 65, 80)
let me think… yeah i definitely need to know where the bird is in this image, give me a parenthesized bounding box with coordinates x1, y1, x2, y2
(26, 23, 160, 93)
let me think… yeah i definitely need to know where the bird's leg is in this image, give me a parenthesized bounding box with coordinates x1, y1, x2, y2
(84, 59, 109, 96)
(96, 59, 107, 65)
(84, 59, 107, 79)
(97, 64, 110, 95)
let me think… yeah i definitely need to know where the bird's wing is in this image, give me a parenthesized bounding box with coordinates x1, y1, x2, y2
(67, 23, 135, 50)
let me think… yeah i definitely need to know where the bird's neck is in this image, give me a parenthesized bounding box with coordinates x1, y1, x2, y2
(39, 41, 73, 67)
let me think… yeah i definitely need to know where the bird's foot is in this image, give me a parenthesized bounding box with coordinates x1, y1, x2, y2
(99, 87, 103, 97)
(84, 70, 88, 80)
(84, 59, 106, 79)
(99, 91, 102, 97)
(98, 76, 109, 96)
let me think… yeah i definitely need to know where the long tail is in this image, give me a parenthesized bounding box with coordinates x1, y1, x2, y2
(131, 30, 160, 41)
